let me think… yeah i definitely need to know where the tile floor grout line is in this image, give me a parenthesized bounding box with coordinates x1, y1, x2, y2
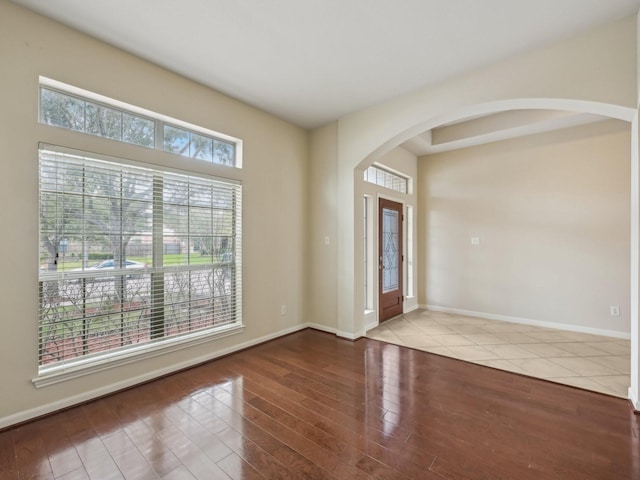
(367, 310, 630, 398)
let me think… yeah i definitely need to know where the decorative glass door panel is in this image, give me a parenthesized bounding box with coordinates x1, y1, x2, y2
(382, 209, 399, 293)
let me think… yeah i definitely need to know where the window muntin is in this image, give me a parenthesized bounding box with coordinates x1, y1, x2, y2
(40, 88, 156, 148)
(39, 83, 238, 167)
(38, 146, 242, 373)
(363, 165, 408, 194)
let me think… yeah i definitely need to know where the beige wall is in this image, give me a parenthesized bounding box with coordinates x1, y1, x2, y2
(319, 14, 637, 343)
(308, 122, 338, 329)
(340, 15, 637, 168)
(418, 120, 631, 335)
(0, 1, 308, 426)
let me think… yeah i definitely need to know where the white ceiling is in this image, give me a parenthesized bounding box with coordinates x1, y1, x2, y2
(13, 0, 640, 132)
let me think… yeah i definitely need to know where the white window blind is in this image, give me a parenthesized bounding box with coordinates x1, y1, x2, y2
(38, 145, 242, 374)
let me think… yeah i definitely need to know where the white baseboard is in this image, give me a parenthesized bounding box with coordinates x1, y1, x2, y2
(0, 323, 315, 430)
(422, 305, 631, 340)
(364, 319, 379, 332)
(305, 322, 338, 335)
(629, 387, 639, 412)
(358, 306, 419, 337)
(404, 304, 419, 314)
(336, 329, 363, 340)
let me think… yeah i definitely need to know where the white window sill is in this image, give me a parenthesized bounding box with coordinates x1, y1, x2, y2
(33, 323, 244, 388)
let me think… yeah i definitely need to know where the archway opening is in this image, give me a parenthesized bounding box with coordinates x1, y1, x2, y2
(350, 98, 636, 403)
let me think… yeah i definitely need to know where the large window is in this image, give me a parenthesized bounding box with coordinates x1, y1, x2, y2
(38, 146, 242, 376)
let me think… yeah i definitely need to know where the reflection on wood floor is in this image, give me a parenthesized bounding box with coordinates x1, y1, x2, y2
(1, 329, 638, 479)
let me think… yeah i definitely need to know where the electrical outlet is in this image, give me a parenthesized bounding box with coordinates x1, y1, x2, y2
(610, 305, 620, 316)
(281, 304, 287, 316)
(470, 236, 480, 246)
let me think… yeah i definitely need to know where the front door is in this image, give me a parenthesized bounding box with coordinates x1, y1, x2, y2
(378, 198, 403, 322)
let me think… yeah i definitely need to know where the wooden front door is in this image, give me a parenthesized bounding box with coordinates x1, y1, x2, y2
(378, 198, 403, 322)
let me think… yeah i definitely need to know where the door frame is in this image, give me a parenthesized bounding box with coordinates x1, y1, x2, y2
(378, 197, 404, 322)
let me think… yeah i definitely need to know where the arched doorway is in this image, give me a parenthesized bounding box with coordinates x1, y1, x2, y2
(338, 98, 637, 409)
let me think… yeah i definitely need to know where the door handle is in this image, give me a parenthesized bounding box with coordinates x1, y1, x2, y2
(379, 256, 384, 270)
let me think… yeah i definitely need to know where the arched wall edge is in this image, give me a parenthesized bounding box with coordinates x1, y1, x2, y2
(340, 97, 639, 410)
(356, 98, 635, 169)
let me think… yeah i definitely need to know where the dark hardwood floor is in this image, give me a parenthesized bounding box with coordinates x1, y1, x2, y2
(1, 329, 638, 479)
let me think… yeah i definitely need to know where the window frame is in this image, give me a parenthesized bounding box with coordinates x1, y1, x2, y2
(38, 77, 243, 168)
(35, 76, 245, 388)
(36, 145, 243, 386)
(363, 164, 409, 194)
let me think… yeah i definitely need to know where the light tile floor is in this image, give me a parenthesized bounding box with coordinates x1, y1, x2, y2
(366, 309, 631, 398)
